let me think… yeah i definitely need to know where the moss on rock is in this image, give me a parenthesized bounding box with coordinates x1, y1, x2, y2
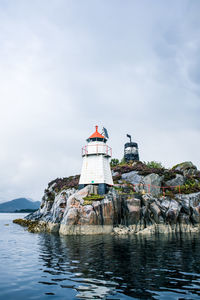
(83, 194, 104, 205)
(13, 219, 39, 232)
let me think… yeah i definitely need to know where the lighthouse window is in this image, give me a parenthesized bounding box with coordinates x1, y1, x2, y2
(132, 147, 137, 153)
(125, 147, 132, 154)
(125, 147, 137, 155)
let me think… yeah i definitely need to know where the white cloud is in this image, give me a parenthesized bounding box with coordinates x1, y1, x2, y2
(0, 0, 199, 202)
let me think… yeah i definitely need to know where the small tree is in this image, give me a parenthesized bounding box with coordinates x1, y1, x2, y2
(145, 161, 164, 169)
(120, 157, 127, 165)
(110, 158, 120, 167)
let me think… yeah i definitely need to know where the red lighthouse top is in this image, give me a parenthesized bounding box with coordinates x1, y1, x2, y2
(88, 126, 105, 139)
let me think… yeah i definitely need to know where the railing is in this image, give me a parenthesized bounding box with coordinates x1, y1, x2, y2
(82, 144, 112, 157)
(114, 183, 181, 195)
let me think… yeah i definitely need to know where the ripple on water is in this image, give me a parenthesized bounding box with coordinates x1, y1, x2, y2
(1, 214, 200, 299)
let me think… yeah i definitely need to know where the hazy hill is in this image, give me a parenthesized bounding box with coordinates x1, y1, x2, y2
(0, 198, 40, 212)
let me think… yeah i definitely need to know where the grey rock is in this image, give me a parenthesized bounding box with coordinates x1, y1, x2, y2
(63, 207, 79, 225)
(176, 192, 200, 210)
(180, 198, 190, 215)
(159, 198, 171, 214)
(24, 173, 200, 235)
(166, 199, 181, 223)
(25, 209, 42, 221)
(121, 171, 143, 191)
(165, 174, 185, 187)
(191, 207, 200, 224)
(189, 192, 200, 207)
(60, 224, 113, 235)
(173, 161, 198, 176)
(141, 193, 157, 206)
(124, 198, 141, 225)
(50, 190, 72, 223)
(178, 213, 190, 224)
(112, 171, 119, 177)
(150, 202, 161, 223)
(142, 173, 162, 196)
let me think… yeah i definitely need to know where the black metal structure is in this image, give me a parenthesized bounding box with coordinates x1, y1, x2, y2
(124, 134, 139, 162)
(102, 127, 109, 139)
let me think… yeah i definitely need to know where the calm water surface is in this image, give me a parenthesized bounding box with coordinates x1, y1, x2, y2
(1, 213, 200, 299)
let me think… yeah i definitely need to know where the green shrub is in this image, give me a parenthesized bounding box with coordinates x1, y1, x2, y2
(119, 157, 126, 165)
(110, 158, 120, 167)
(144, 161, 164, 169)
(113, 186, 123, 191)
(174, 179, 200, 194)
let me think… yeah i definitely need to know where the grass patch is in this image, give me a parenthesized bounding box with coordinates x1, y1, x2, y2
(113, 186, 123, 191)
(83, 194, 104, 205)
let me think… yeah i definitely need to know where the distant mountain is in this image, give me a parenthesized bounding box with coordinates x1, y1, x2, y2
(0, 198, 40, 213)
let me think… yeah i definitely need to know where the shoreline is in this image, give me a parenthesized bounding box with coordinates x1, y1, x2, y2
(13, 218, 200, 235)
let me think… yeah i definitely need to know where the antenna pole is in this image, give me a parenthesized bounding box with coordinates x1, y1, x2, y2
(127, 134, 132, 143)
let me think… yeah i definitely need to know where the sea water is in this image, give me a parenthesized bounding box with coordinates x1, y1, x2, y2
(0, 213, 200, 299)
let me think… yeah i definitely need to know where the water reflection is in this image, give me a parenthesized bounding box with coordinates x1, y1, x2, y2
(38, 233, 200, 299)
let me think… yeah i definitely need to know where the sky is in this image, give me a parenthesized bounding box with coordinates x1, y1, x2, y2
(0, 0, 200, 202)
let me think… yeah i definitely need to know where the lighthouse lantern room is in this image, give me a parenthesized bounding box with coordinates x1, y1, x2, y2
(79, 126, 114, 195)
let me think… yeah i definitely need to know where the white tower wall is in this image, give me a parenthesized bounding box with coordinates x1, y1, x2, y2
(79, 140, 113, 186)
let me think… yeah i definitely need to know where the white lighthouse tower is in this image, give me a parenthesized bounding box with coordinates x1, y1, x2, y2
(79, 126, 114, 194)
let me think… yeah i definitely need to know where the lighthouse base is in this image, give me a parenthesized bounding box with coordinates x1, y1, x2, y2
(98, 183, 107, 195)
(78, 184, 85, 190)
(78, 183, 108, 195)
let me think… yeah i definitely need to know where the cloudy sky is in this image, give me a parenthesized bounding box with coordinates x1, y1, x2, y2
(0, 0, 199, 202)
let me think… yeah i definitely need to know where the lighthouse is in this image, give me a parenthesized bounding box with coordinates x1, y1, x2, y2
(124, 134, 139, 162)
(79, 126, 114, 195)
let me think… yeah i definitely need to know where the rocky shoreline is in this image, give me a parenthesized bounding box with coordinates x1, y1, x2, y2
(13, 161, 200, 235)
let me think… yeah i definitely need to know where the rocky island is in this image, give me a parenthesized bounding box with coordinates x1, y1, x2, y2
(14, 161, 200, 235)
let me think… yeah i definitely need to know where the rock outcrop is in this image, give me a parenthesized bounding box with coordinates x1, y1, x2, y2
(14, 161, 200, 235)
(172, 161, 198, 176)
(165, 174, 185, 187)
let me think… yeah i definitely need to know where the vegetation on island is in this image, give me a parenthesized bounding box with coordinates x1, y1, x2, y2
(13, 159, 200, 235)
(175, 178, 200, 194)
(39, 159, 200, 209)
(48, 175, 80, 191)
(111, 159, 200, 196)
